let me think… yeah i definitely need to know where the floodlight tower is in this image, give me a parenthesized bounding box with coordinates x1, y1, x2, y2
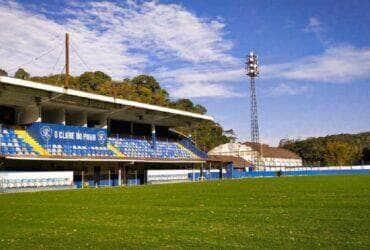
(246, 51, 261, 168)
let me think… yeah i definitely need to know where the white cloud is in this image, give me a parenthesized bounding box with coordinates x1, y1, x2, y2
(0, 0, 146, 77)
(0, 0, 240, 98)
(267, 83, 311, 97)
(155, 66, 244, 98)
(170, 82, 242, 99)
(303, 17, 329, 46)
(263, 46, 370, 83)
(303, 17, 322, 33)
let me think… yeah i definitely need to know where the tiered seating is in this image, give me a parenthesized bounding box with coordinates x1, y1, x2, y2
(43, 144, 114, 157)
(154, 140, 193, 158)
(0, 127, 37, 156)
(0, 124, 204, 160)
(109, 137, 151, 158)
(109, 137, 195, 159)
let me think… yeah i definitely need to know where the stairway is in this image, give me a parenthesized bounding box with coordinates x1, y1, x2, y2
(14, 129, 50, 156)
(176, 142, 199, 159)
(107, 143, 126, 158)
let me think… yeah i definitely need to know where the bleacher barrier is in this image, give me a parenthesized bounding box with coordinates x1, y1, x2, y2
(147, 170, 189, 184)
(127, 179, 140, 186)
(187, 169, 223, 181)
(27, 123, 114, 157)
(0, 171, 74, 192)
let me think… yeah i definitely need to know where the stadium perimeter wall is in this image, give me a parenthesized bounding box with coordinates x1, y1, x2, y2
(227, 165, 370, 179)
(1, 166, 369, 193)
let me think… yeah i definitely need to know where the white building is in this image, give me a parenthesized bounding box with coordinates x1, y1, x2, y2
(208, 142, 302, 167)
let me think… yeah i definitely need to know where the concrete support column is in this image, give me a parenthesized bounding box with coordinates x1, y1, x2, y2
(97, 114, 108, 129)
(36, 112, 42, 122)
(192, 165, 195, 182)
(151, 124, 156, 149)
(135, 169, 138, 185)
(122, 165, 127, 186)
(219, 164, 223, 180)
(66, 111, 87, 127)
(200, 163, 204, 181)
(108, 169, 111, 187)
(16, 106, 41, 125)
(82, 112, 88, 127)
(56, 108, 65, 125)
(81, 170, 84, 189)
(42, 108, 65, 124)
(118, 167, 122, 186)
(94, 166, 100, 188)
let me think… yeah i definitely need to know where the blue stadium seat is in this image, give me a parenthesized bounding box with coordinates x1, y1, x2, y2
(40, 140, 114, 158)
(0, 126, 38, 156)
(108, 136, 197, 159)
(0, 124, 205, 159)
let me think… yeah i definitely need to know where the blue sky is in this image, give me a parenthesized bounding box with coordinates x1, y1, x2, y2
(0, 0, 369, 145)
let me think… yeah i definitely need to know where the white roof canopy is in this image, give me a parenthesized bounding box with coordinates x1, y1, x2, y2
(0, 76, 214, 126)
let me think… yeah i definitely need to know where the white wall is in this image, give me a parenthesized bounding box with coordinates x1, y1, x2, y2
(0, 171, 74, 189)
(255, 165, 370, 171)
(208, 143, 254, 162)
(147, 169, 224, 183)
(209, 142, 303, 167)
(0, 171, 73, 180)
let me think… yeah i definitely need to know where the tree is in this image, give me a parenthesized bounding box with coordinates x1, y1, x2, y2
(0, 69, 8, 76)
(77, 71, 111, 91)
(362, 148, 370, 164)
(172, 99, 194, 110)
(223, 129, 237, 142)
(193, 104, 207, 115)
(323, 140, 360, 166)
(131, 75, 160, 92)
(171, 99, 207, 114)
(281, 132, 370, 166)
(279, 138, 293, 147)
(14, 68, 30, 79)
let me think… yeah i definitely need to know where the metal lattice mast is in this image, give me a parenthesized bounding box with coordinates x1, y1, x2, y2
(246, 52, 260, 167)
(249, 77, 259, 145)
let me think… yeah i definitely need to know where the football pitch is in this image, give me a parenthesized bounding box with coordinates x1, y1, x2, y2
(0, 175, 369, 249)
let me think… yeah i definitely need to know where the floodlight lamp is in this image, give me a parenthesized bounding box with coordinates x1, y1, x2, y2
(246, 51, 260, 77)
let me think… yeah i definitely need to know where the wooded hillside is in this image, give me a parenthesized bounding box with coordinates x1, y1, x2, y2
(279, 132, 370, 166)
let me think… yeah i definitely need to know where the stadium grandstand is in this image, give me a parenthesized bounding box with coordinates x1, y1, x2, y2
(0, 75, 216, 190)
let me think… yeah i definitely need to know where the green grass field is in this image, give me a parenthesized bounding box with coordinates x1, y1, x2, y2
(0, 175, 369, 249)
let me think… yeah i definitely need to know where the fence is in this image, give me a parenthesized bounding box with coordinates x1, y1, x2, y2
(230, 165, 370, 179)
(188, 171, 222, 181)
(0, 171, 75, 192)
